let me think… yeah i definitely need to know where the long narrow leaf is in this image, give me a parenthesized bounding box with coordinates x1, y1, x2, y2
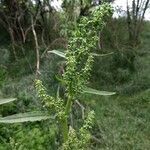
(0, 98, 17, 105)
(83, 87, 116, 96)
(48, 50, 66, 58)
(0, 111, 53, 123)
(92, 52, 114, 57)
(48, 50, 114, 59)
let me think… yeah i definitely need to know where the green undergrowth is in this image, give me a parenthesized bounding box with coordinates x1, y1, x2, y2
(91, 21, 150, 95)
(82, 89, 150, 149)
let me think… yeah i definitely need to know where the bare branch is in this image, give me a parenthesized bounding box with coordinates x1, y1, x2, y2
(31, 16, 40, 77)
(75, 100, 85, 119)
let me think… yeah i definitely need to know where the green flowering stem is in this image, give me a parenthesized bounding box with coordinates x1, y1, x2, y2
(65, 95, 73, 116)
(35, 4, 113, 148)
(61, 117, 68, 142)
(61, 94, 73, 142)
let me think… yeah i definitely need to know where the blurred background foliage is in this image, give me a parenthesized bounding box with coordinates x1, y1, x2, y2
(0, 0, 150, 149)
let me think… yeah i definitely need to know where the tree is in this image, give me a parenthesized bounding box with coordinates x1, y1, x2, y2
(0, 0, 62, 76)
(126, 0, 150, 46)
(62, 0, 114, 21)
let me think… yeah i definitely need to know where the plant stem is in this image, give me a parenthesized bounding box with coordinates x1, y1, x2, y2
(61, 117, 68, 142)
(65, 95, 72, 116)
(61, 95, 73, 142)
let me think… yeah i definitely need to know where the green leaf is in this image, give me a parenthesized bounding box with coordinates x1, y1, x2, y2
(92, 52, 114, 57)
(0, 98, 17, 105)
(83, 87, 116, 96)
(0, 111, 53, 123)
(48, 50, 66, 58)
(55, 75, 66, 85)
(47, 50, 114, 59)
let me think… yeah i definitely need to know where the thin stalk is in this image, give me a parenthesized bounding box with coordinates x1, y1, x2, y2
(65, 95, 73, 116)
(61, 117, 68, 142)
(61, 94, 73, 142)
(31, 17, 40, 77)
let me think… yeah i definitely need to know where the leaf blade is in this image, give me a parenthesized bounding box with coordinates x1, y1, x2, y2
(0, 98, 17, 105)
(92, 52, 114, 57)
(83, 87, 116, 96)
(0, 111, 53, 123)
(48, 50, 66, 58)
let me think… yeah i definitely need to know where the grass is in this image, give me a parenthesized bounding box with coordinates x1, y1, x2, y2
(85, 22, 150, 149)
(84, 89, 150, 149)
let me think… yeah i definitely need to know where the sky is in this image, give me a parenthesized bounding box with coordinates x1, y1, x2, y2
(51, 0, 150, 20)
(113, 0, 150, 20)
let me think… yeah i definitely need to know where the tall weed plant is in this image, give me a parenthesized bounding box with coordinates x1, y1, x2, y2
(0, 3, 114, 149)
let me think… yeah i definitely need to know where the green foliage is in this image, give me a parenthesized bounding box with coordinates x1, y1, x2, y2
(61, 111, 95, 150)
(9, 127, 49, 150)
(48, 50, 66, 58)
(0, 111, 51, 123)
(36, 3, 114, 148)
(0, 67, 7, 87)
(0, 3, 114, 149)
(0, 47, 9, 87)
(63, 3, 113, 97)
(1, 123, 58, 150)
(0, 98, 17, 105)
(0, 2, 149, 150)
(83, 87, 115, 96)
(90, 89, 150, 149)
(35, 80, 65, 120)
(0, 47, 10, 65)
(91, 18, 149, 93)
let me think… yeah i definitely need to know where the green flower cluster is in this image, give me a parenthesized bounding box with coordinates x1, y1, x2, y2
(35, 3, 113, 149)
(63, 3, 113, 97)
(35, 79, 65, 120)
(62, 111, 95, 150)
